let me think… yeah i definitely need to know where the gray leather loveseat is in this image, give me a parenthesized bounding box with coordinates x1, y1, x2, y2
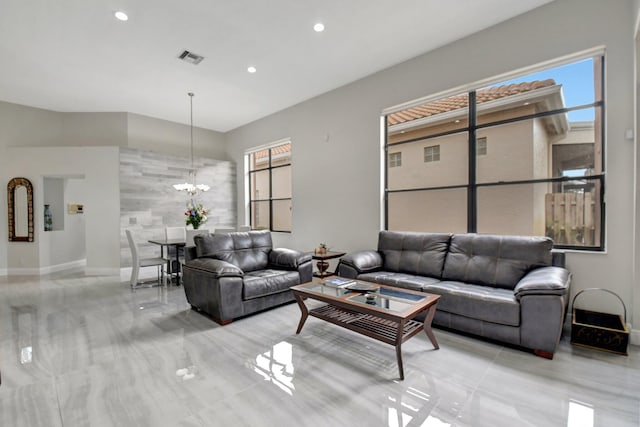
(182, 230, 312, 324)
(337, 231, 571, 358)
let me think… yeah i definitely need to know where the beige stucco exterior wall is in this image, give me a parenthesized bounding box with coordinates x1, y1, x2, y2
(388, 188, 468, 233)
(388, 118, 552, 236)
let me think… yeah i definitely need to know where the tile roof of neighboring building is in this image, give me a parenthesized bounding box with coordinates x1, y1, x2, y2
(254, 142, 291, 160)
(387, 79, 557, 126)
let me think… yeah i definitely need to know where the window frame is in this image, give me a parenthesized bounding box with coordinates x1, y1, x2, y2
(389, 152, 402, 168)
(476, 137, 487, 156)
(246, 139, 292, 233)
(383, 51, 605, 251)
(424, 145, 441, 163)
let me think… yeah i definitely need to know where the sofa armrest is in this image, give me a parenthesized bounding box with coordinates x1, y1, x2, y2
(338, 250, 383, 274)
(185, 258, 244, 278)
(514, 266, 571, 300)
(184, 246, 198, 262)
(269, 248, 312, 270)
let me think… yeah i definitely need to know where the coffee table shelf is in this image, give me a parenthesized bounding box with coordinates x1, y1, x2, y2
(310, 305, 424, 346)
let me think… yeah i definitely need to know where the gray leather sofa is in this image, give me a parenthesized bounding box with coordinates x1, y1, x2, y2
(182, 230, 312, 325)
(337, 231, 571, 358)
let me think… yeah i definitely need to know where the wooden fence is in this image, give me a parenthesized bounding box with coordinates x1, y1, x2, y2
(545, 192, 596, 246)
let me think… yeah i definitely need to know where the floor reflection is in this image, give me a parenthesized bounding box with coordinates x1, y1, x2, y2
(0, 273, 638, 426)
(385, 381, 462, 427)
(568, 399, 594, 427)
(253, 341, 295, 395)
(12, 305, 37, 366)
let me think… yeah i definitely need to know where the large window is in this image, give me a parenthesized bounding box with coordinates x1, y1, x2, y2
(247, 140, 292, 232)
(384, 53, 605, 250)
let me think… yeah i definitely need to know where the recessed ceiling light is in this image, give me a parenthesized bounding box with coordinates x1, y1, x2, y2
(247, 66, 257, 73)
(114, 11, 128, 21)
(313, 23, 325, 32)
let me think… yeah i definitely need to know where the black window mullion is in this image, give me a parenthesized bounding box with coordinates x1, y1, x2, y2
(476, 101, 603, 131)
(249, 163, 253, 229)
(384, 118, 389, 230)
(383, 55, 605, 250)
(248, 143, 292, 233)
(268, 148, 274, 231)
(468, 91, 477, 233)
(598, 55, 606, 249)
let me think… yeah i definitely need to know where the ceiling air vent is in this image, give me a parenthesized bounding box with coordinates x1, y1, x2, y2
(178, 50, 204, 65)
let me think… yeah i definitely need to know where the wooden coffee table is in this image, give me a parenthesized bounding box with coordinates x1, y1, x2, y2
(291, 279, 440, 380)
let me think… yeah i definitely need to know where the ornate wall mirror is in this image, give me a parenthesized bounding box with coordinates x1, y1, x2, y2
(7, 177, 34, 242)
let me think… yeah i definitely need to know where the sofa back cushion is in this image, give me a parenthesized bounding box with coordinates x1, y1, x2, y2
(378, 231, 451, 278)
(442, 234, 552, 289)
(195, 230, 272, 272)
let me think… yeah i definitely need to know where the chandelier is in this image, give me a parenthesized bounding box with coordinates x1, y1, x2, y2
(173, 92, 210, 195)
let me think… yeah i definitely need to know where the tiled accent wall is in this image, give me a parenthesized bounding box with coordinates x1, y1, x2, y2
(119, 147, 236, 267)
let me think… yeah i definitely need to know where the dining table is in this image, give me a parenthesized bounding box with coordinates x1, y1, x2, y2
(148, 237, 186, 286)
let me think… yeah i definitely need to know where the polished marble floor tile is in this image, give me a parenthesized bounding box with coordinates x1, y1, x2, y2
(0, 271, 638, 426)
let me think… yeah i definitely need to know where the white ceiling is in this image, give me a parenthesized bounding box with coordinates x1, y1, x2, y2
(0, 0, 553, 132)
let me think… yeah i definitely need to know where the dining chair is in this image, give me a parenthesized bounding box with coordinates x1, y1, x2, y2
(164, 226, 186, 280)
(126, 229, 165, 288)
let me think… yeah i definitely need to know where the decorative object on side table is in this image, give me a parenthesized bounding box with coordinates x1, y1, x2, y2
(311, 247, 346, 278)
(315, 243, 327, 255)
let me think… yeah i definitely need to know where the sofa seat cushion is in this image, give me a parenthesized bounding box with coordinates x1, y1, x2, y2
(424, 281, 520, 327)
(242, 269, 299, 300)
(358, 271, 441, 292)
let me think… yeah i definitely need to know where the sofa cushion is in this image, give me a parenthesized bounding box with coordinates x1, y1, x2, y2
(378, 231, 451, 279)
(195, 230, 272, 272)
(358, 271, 441, 292)
(242, 269, 299, 300)
(424, 280, 520, 326)
(442, 234, 552, 290)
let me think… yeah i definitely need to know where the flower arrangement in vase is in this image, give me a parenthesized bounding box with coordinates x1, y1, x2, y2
(185, 200, 208, 229)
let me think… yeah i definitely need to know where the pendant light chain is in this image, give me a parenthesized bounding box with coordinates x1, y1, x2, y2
(172, 92, 210, 195)
(189, 92, 194, 178)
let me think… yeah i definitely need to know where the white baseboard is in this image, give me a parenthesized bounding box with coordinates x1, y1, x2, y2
(7, 259, 87, 276)
(41, 259, 86, 275)
(7, 267, 43, 275)
(630, 329, 640, 346)
(84, 267, 120, 276)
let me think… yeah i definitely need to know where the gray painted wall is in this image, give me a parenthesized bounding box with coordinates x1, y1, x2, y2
(127, 113, 228, 160)
(633, 0, 640, 347)
(62, 112, 128, 146)
(0, 101, 229, 274)
(4, 146, 120, 274)
(0, 0, 638, 340)
(225, 0, 638, 330)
